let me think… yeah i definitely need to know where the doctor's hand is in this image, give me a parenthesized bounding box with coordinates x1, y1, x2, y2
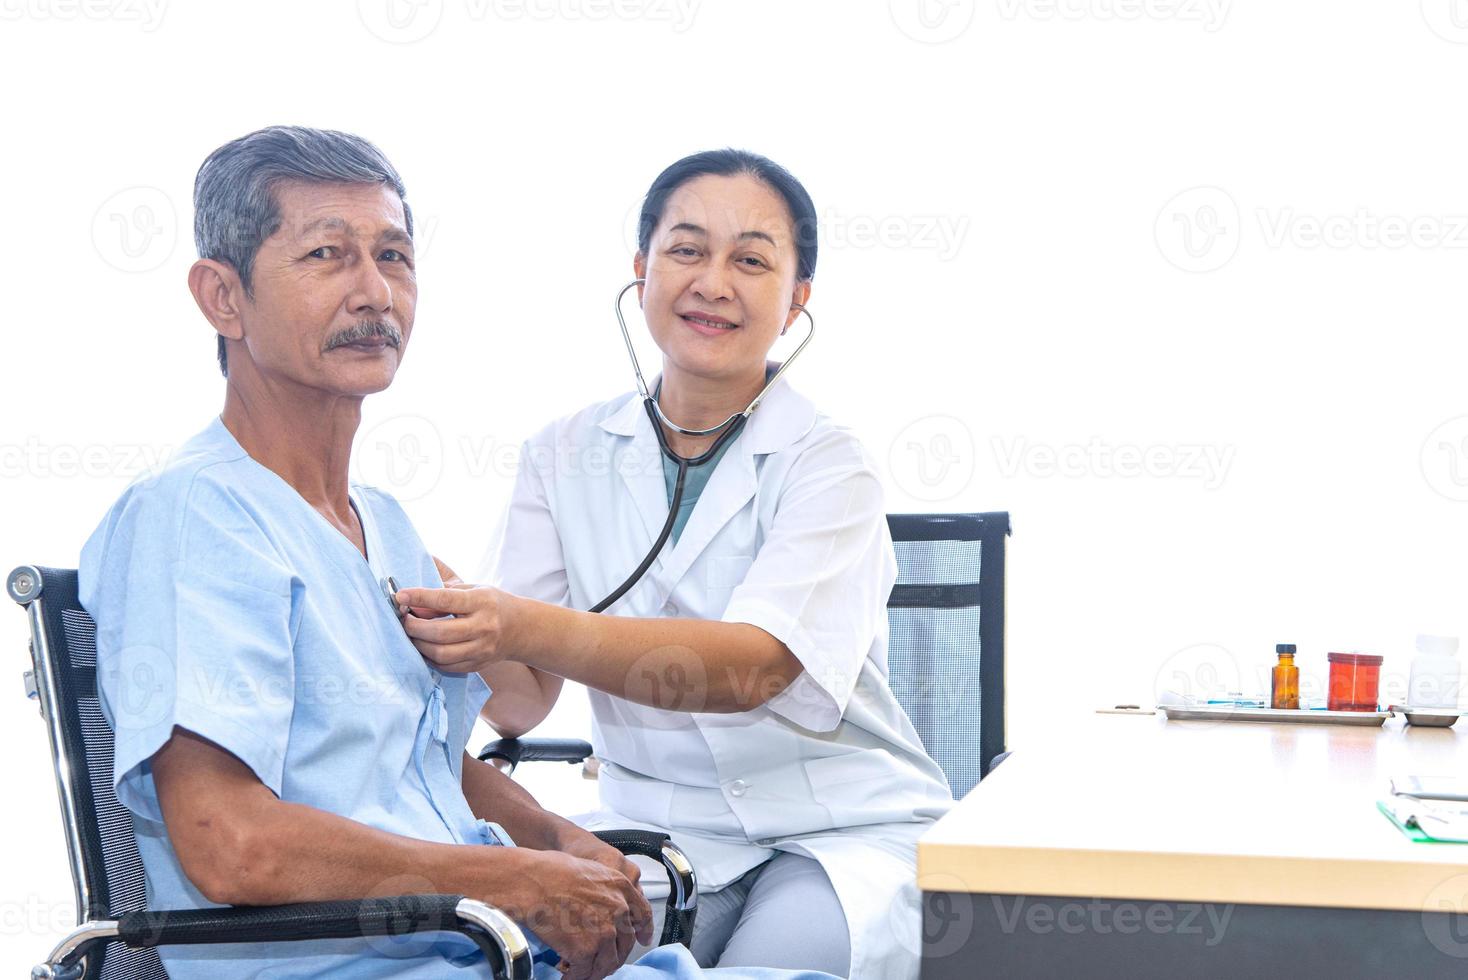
(393, 583, 516, 672)
(386, 556, 473, 620)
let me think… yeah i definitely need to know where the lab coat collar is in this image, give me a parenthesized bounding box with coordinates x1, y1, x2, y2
(595, 365, 818, 457)
(595, 369, 818, 603)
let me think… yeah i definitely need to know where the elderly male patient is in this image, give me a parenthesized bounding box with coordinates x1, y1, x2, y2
(79, 127, 836, 980)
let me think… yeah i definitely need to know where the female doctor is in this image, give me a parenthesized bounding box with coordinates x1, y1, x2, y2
(395, 150, 953, 979)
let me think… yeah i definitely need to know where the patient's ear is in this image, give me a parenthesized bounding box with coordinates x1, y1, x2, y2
(188, 258, 246, 344)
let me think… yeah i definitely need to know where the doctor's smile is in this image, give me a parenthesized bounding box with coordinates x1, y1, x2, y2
(679, 311, 740, 334)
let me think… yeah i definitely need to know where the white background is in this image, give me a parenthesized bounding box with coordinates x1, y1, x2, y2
(5, 0, 1468, 970)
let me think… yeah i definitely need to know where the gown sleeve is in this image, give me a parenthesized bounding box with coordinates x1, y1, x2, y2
(80, 472, 297, 824)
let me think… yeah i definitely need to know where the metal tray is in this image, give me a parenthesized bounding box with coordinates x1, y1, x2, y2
(1161, 704, 1389, 726)
(1387, 705, 1466, 728)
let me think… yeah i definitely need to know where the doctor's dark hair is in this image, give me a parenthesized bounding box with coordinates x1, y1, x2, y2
(193, 125, 413, 377)
(636, 149, 818, 282)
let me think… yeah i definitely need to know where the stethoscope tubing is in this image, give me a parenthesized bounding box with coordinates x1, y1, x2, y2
(588, 403, 748, 613)
(591, 279, 811, 613)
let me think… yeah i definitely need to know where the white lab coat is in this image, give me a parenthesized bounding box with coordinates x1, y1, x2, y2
(492, 378, 954, 980)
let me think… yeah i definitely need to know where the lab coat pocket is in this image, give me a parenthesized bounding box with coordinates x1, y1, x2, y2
(596, 761, 677, 830)
(804, 748, 920, 828)
(706, 555, 755, 590)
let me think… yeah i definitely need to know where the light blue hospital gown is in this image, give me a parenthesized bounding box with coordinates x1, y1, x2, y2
(79, 417, 835, 980)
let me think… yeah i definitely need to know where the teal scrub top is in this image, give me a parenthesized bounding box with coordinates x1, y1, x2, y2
(661, 436, 738, 544)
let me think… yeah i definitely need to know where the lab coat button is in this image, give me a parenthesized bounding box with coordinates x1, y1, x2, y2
(756, 838, 776, 846)
(663, 601, 679, 616)
(728, 778, 748, 797)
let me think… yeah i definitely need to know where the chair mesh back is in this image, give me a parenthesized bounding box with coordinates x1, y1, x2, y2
(884, 515, 1008, 799)
(30, 567, 167, 980)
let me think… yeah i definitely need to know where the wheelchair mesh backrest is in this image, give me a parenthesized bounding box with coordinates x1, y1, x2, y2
(31, 567, 167, 979)
(884, 514, 1008, 798)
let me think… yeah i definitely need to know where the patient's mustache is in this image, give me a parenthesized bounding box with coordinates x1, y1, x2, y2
(324, 320, 402, 351)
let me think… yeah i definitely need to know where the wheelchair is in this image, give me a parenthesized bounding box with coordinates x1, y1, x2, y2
(12, 510, 1008, 977)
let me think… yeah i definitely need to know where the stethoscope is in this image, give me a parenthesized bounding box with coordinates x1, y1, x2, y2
(588, 278, 815, 613)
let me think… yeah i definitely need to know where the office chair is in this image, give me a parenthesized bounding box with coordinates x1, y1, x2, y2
(10, 565, 695, 980)
(885, 512, 1009, 796)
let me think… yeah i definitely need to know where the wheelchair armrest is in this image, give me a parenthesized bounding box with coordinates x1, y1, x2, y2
(468, 741, 700, 948)
(477, 737, 594, 773)
(593, 830, 698, 949)
(35, 895, 532, 980)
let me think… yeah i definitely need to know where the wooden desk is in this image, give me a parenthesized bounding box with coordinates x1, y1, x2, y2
(915, 712, 1468, 979)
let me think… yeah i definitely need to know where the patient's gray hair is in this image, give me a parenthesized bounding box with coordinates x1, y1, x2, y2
(193, 125, 413, 377)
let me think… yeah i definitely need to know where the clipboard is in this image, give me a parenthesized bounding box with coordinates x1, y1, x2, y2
(1377, 798, 1468, 843)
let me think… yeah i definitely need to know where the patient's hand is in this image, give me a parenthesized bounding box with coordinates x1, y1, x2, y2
(508, 849, 653, 980)
(395, 583, 515, 672)
(555, 825, 644, 895)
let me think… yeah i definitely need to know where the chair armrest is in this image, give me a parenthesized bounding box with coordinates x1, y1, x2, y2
(478, 737, 594, 773)
(592, 830, 698, 949)
(36, 895, 532, 980)
(470, 741, 700, 947)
